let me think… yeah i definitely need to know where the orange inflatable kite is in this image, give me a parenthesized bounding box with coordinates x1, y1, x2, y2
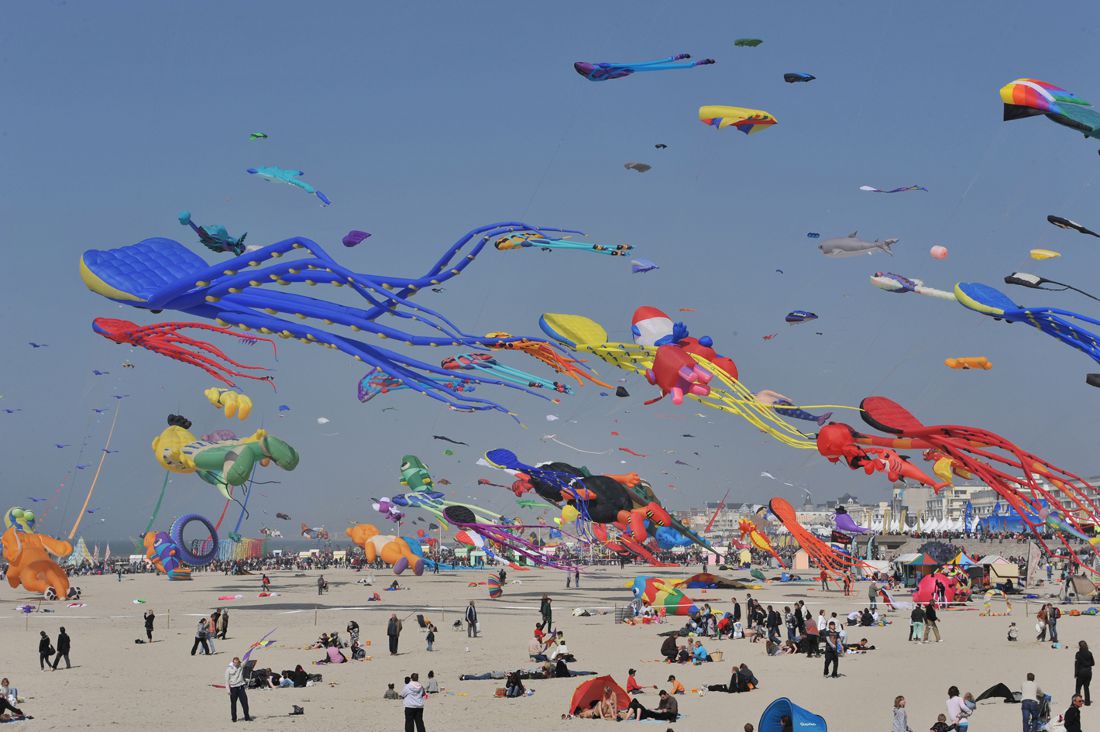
(346, 523, 424, 576)
(1, 526, 73, 599)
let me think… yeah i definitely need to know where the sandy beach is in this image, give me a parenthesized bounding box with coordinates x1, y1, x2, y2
(0, 566, 1087, 731)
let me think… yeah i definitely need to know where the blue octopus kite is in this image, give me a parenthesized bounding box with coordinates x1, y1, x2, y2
(573, 54, 715, 82)
(80, 222, 615, 415)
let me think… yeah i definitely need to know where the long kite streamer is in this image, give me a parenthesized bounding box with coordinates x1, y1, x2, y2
(69, 403, 120, 539)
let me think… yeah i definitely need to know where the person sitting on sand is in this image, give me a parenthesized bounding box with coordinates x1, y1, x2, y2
(667, 675, 685, 695)
(505, 670, 526, 698)
(1007, 622, 1018, 642)
(424, 671, 439, 694)
(781, 640, 799, 655)
(317, 645, 347, 664)
(626, 668, 655, 695)
(384, 683, 400, 700)
(388, 580, 401, 591)
(707, 664, 744, 693)
(625, 690, 679, 722)
(529, 634, 548, 662)
(288, 665, 309, 688)
(692, 640, 712, 664)
(350, 640, 366, 660)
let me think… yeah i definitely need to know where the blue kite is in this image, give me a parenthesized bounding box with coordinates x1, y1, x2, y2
(573, 54, 714, 82)
(247, 166, 331, 206)
(80, 223, 611, 415)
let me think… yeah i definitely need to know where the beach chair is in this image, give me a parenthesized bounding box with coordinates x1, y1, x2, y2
(416, 614, 432, 632)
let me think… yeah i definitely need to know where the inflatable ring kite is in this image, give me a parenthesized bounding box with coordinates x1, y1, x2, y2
(170, 514, 219, 566)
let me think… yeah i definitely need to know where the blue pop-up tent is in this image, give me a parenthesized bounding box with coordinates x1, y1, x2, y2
(759, 697, 827, 731)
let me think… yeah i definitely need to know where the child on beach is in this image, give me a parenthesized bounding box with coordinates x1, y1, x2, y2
(426, 624, 436, 652)
(929, 713, 956, 732)
(1007, 622, 1018, 641)
(892, 696, 911, 732)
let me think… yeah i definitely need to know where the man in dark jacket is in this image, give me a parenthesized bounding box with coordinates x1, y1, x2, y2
(923, 602, 941, 642)
(51, 627, 71, 670)
(386, 613, 403, 655)
(1064, 694, 1084, 732)
(731, 597, 742, 624)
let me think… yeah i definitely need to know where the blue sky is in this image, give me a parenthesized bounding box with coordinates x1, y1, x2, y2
(4, 1, 1100, 541)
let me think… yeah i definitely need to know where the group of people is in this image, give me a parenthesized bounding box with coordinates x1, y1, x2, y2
(189, 609, 229, 656)
(36, 627, 70, 671)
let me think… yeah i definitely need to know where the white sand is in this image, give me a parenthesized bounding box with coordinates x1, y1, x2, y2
(0, 567, 1087, 731)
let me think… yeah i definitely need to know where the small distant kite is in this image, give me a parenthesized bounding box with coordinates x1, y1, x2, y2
(1048, 215, 1100, 238)
(615, 386, 630, 397)
(762, 333, 778, 341)
(655, 144, 668, 149)
(92, 370, 110, 376)
(734, 38, 763, 47)
(28, 342, 48, 348)
(783, 73, 815, 83)
(699, 105, 777, 135)
(55, 444, 70, 448)
(806, 233, 820, 239)
(631, 259, 659, 274)
(276, 512, 291, 520)
(930, 245, 949, 260)
(3, 409, 21, 414)
(26, 496, 47, 503)
(179, 210, 247, 255)
(1030, 248, 1061, 260)
(249, 132, 269, 141)
(247, 166, 331, 206)
(1003, 272, 1100, 302)
(624, 162, 652, 173)
(342, 230, 371, 247)
(433, 435, 468, 446)
(317, 417, 331, 424)
(785, 310, 818, 325)
(859, 185, 928, 193)
(573, 54, 714, 82)
(945, 357, 992, 370)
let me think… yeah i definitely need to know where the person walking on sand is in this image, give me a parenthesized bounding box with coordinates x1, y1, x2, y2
(144, 609, 155, 642)
(540, 594, 553, 634)
(819, 569, 830, 591)
(37, 631, 53, 671)
(217, 609, 229, 640)
(823, 621, 841, 678)
(191, 617, 211, 656)
(401, 672, 427, 732)
(261, 573, 270, 592)
(225, 656, 252, 722)
(387, 613, 403, 655)
(466, 601, 478, 638)
(574, 569, 580, 589)
(892, 695, 912, 732)
(207, 611, 219, 654)
(1076, 641, 1094, 706)
(51, 627, 70, 670)
(1021, 672, 1041, 732)
(923, 601, 941, 643)
(317, 574, 327, 596)
(869, 580, 879, 611)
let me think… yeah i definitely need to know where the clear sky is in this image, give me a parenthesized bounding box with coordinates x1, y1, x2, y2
(4, 1, 1100, 542)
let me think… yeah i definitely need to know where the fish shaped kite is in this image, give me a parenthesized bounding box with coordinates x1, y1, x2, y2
(819, 231, 897, 257)
(859, 185, 927, 193)
(699, 106, 777, 135)
(247, 166, 331, 206)
(783, 73, 815, 83)
(1048, 215, 1100, 238)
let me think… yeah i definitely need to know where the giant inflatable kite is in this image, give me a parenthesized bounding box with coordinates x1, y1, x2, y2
(768, 497, 868, 577)
(152, 414, 299, 499)
(81, 223, 614, 415)
(2, 507, 73, 599)
(346, 523, 424, 575)
(872, 272, 1100, 386)
(816, 396, 1100, 570)
(1000, 78, 1100, 140)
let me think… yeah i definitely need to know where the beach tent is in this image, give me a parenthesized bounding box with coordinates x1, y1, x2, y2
(978, 555, 1019, 585)
(759, 697, 827, 731)
(568, 675, 629, 715)
(907, 553, 939, 567)
(950, 551, 975, 567)
(1069, 575, 1098, 600)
